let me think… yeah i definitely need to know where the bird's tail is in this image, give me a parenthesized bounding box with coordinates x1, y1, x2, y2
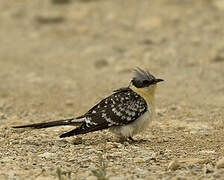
(12, 118, 84, 129)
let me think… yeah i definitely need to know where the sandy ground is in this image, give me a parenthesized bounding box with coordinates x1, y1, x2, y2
(0, 0, 224, 179)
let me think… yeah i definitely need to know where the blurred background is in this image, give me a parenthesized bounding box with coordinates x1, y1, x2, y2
(0, 0, 224, 115)
(0, 0, 224, 179)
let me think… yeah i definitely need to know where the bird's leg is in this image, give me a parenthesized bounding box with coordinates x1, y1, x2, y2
(128, 137, 136, 142)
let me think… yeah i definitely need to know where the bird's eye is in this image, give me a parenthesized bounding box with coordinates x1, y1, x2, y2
(142, 80, 150, 86)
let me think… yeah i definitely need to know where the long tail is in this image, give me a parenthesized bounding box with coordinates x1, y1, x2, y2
(12, 118, 84, 129)
(60, 123, 109, 138)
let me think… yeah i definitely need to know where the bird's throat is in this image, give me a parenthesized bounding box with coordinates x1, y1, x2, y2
(130, 85, 156, 107)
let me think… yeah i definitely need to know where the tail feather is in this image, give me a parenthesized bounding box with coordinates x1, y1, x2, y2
(12, 118, 83, 129)
(60, 123, 109, 138)
(60, 129, 78, 138)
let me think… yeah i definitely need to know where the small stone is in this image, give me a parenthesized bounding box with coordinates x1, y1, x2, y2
(141, 39, 154, 45)
(168, 160, 180, 171)
(170, 105, 178, 111)
(7, 170, 16, 179)
(157, 137, 169, 143)
(204, 165, 214, 174)
(156, 108, 167, 115)
(109, 176, 128, 180)
(86, 176, 98, 180)
(134, 158, 145, 163)
(107, 142, 122, 149)
(199, 130, 212, 136)
(38, 152, 55, 158)
(213, 51, 224, 62)
(184, 118, 196, 122)
(216, 157, 224, 169)
(191, 165, 202, 170)
(179, 158, 209, 165)
(165, 130, 176, 133)
(72, 137, 83, 145)
(0, 112, 7, 120)
(157, 112, 163, 116)
(200, 150, 215, 155)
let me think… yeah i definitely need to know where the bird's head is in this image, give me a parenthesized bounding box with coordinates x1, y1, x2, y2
(130, 68, 164, 103)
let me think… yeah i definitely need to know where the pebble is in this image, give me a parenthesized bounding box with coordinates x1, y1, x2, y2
(168, 160, 180, 171)
(86, 176, 98, 180)
(180, 158, 208, 165)
(216, 157, 224, 169)
(72, 137, 83, 145)
(1, 157, 12, 163)
(107, 142, 122, 149)
(156, 108, 167, 115)
(184, 118, 196, 122)
(204, 165, 214, 174)
(199, 130, 212, 136)
(7, 170, 16, 179)
(199, 150, 215, 154)
(213, 49, 224, 62)
(0, 112, 7, 120)
(157, 137, 169, 143)
(165, 130, 176, 133)
(141, 39, 154, 45)
(191, 165, 202, 170)
(38, 152, 55, 158)
(109, 176, 129, 180)
(170, 105, 180, 111)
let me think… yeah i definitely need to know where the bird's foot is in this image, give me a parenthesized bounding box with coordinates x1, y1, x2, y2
(128, 137, 138, 143)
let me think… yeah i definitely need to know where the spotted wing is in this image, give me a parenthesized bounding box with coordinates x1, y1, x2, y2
(85, 87, 147, 126)
(60, 88, 148, 137)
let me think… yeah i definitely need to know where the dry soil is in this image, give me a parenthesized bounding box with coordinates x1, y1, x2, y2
(0, 0, 224, 179)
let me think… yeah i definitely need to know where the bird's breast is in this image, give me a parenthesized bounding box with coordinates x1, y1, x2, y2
(109, 109, 153, 138)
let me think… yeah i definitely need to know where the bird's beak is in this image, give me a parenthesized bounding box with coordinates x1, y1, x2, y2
(155, 79, 164, 83)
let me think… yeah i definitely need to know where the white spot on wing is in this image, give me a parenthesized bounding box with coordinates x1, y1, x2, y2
(71, 118, 85, 123)
(127, 117, 132, 121)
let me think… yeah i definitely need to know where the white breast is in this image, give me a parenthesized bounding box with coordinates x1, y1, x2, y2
(109, 109, 153, 138)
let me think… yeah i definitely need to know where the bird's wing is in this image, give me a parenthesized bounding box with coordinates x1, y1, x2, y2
(60, 88, 148, 138)
(85, 87, 147, 126)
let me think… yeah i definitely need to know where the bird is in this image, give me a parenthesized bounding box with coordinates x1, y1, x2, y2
(13, 68, 164, 141)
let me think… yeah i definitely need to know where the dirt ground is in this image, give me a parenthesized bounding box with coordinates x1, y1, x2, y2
(0, 0, 224, 179)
